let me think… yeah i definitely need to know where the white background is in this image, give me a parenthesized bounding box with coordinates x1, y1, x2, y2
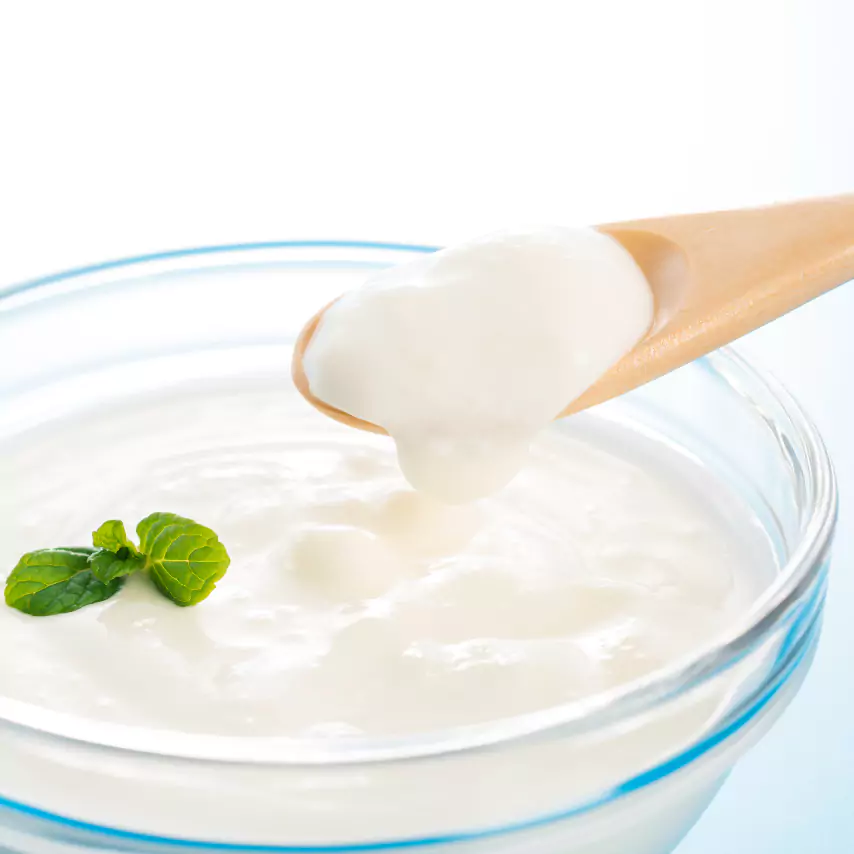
(1, 2, 853, 851)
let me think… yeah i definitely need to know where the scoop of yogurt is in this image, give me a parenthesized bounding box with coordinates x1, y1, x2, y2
(303, 227, 654, 502)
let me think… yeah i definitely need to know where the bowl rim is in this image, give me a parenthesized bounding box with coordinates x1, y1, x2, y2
(0, 240, 839, 769)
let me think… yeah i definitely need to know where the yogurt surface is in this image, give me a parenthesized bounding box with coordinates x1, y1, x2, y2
(0, 380, 771, 738)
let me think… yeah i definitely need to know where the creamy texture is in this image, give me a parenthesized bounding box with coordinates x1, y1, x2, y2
(304, 227, 653, 502)
(0, 381, 769, 738)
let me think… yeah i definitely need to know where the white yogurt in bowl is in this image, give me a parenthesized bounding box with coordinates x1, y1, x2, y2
(0, 242, 836, 854)
(0, 382, 769, 738)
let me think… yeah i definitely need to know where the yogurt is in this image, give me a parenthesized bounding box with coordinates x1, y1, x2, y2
(0, 382, 768, 738)
(304, 228, 653, 502)
(0, 378, 776, 847)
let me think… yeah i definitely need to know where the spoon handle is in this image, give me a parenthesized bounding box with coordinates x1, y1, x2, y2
(564, 194, 854, 415)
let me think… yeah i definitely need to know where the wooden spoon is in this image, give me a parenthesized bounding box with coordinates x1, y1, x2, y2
(293, 194, 854, 434)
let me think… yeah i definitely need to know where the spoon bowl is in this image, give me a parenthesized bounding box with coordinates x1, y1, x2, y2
(293, 194, 854, 431)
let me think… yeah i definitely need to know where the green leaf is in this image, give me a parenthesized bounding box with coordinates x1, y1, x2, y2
(137, 512, 230, 606)
(5, 513, 231, 617)
(89, 519, 145, 583)
(92, 520, 136, 554)
(5, 548, 123, 616)
(88, 548, 147, 584)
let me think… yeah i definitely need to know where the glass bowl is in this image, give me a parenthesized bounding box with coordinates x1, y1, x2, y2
(0, 242, 838, 854)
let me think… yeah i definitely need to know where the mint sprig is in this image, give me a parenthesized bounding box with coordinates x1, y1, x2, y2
(5, 513, 230, 617)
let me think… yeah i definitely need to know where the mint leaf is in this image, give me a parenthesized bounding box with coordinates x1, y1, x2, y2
(92, 520, 137, 555)
(90, 520, 146, 582)
(137, 512, 231, 606)
(5, 548, 123, 616)
(88, 548, 146, 583)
